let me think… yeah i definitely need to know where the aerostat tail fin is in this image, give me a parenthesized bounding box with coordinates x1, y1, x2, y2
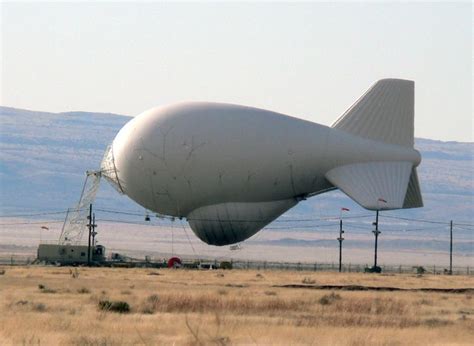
(403, 167, 423, 208)
(325, 161, 422, 210)
(332, 78, 414, 148)
(327, 79, 423, 210)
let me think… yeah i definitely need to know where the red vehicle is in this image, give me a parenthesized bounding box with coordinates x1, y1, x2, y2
(167, 257, 182, 268)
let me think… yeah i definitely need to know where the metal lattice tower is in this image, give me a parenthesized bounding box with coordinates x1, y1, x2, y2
(58, 143, 124, 245)
(100, 144, 124, 194)
(58, 171, 102, 245)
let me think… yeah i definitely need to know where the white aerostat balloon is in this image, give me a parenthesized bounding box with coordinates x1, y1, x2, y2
(101, 79, 423, 246)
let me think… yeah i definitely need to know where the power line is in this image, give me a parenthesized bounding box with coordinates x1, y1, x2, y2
(1, 207, 472, 234)
(91, 208, 473, 228)
(4, 205, 471, 227)
(96, 218, 155, 226)
(1, 215, 471, 238)
(0, 207, 93, 219)
(385, 226, 449, 233)
(94, 207, 373, 223)
(0, 217, 468, 235)
(94, 208, 146, 217)
(87, 219, 454, 234)
(0, 210, 68, 218)
(0, 220, 64, 226)
(380, 214, 474, 226)
(454, 225, 474, 232)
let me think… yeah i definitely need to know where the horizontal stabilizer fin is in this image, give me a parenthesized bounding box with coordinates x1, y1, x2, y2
(332, 79, 414, 148)
(325, 161, 413, 210)
(403, 168, 423, 208)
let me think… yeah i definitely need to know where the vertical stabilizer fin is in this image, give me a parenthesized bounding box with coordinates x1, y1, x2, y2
(403, 167, 423, 208)
(332, 79, 414, 148)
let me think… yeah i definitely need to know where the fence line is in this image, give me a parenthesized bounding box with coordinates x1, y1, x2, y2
(228, 260, 471, 275)
(0, 254, 471, 275)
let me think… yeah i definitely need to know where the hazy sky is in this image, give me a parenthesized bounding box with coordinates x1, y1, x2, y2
(1, 2, 472, 141)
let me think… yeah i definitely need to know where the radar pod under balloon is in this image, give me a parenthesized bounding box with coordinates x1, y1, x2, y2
(101, 78, 423, 246)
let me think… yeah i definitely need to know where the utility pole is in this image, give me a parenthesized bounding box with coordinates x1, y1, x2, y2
(372, 210, 381, 269)
(338, 219, 344, 272)
(449, 220, 453, 275)
(87, 204, 92, 266)
(91, 213, 97, 247)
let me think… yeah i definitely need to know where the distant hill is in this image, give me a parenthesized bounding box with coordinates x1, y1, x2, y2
(1, 106, 473, 224)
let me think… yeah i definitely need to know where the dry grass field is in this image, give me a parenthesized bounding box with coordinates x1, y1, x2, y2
(0, 266, 473, 345)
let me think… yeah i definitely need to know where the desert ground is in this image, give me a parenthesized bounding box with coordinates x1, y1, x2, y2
(0, 266, 473, 345)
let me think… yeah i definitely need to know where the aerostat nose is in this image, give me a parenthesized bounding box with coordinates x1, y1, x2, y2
(100, 114, 145, 197)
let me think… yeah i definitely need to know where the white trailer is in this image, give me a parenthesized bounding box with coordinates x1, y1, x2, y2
(37, 244, 105, 265)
